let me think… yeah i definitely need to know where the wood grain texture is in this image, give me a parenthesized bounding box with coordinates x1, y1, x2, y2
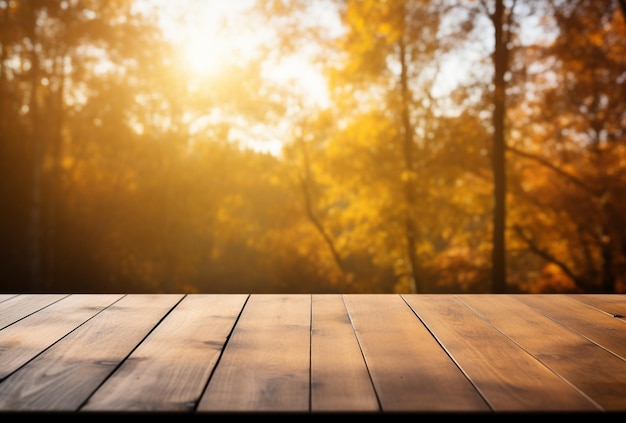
(0, 294, 182, 411)
(343, 294, 490, 412)
(0, 295, 18, 305)
(515, 294, 626, 360)
(570, 294, 626, 319)
(0, 294, 68, 330)
(197, 294, 311, 412)
(0, 294, 123, 379)
(310, 294, 379, 412)
(0, 294, 625, 413)
(82, 294, 247, 412)
(404, 295, 599, 412)
(457, 294, 625, 410)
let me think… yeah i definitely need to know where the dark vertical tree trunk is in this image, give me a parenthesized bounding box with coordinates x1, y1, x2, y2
(43, 55, 67, 291)
(618, 0, 626, 21)
(491, 0, 509, 293)
(399, 37, 420, 294)
(25, 9, 44, 292)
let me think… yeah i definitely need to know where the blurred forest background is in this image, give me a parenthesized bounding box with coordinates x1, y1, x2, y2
(1, 0, 625, 294)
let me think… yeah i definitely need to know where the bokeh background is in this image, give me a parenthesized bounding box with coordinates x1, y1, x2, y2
(1, 0, 625, 294)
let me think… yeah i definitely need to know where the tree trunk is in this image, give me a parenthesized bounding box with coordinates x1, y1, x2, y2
(42, 56, 67, 291)
(491, 0, 508, 293)
(618, 0, 626, 22)
(399, 37, 420, 294)
(26, 10, 44, 292)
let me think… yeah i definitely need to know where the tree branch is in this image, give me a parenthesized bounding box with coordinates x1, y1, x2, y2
(512, 224, 581, 286)
(506, 145, 599, 196)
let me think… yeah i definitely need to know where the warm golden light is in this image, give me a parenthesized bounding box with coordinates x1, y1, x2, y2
(2, 0, 622, 296)
(181, 31, 227, 76)
(154, 0, 253, 75)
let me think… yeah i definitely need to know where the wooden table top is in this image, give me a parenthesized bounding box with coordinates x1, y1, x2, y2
(0, 293, 625, 414)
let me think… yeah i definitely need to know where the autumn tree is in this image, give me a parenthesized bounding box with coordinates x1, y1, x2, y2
(0, 0, 169, 290)
(507, 0, 626, 293)
(481, 0, 516, 293)
(4, 0, 625, 295)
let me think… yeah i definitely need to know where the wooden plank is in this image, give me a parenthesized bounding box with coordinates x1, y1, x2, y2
(197, 294, 311, 412)
(82, 294, 247, 412)
(0, 294, 183, 411)
(343, 294, 489, 412)
(403, 295, 599, 412)
(515, 294, 626, 360)
(570, 294, 626, 319)
(0, 294, 123, 379)
(457, 294, 626, 411)
(0, 293, 623, 413)
(0, 294, 68, 330)
(0, 294, 18, 305)
(310, 295, 379, 412)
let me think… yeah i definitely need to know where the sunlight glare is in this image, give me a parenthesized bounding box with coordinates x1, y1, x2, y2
(182, 33, 225, 76)
(154, 0, 253, 75)
(145, 0, 332, 156)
